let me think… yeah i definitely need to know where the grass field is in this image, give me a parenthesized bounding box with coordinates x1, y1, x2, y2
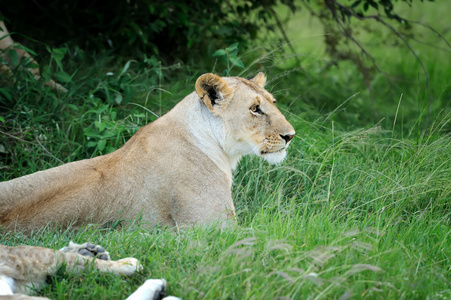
(1, 2, 450, 299)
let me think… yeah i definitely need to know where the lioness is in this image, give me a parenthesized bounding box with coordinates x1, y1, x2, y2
(0, 73, 295, 232)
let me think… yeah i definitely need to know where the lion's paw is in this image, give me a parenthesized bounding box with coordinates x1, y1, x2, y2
(59, 241, 111, 260)
(126, 279, 167, 300)
(117, 257, 143, 273)
(126, 279, 181, 300)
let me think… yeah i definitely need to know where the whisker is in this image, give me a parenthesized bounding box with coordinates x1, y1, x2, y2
(250, 142, 266, 155)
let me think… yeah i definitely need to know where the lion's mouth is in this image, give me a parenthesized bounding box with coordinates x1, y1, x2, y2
(261, 148, 285, 155)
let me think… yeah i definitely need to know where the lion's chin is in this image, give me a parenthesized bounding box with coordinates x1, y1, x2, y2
(261, 149, 287, 165)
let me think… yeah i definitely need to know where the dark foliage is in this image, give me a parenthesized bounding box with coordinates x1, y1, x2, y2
(0, 0, 297, 59)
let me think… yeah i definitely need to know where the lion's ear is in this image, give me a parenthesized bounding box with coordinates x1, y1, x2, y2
(195, 73, 234, 111)
(249, 72, 266, 88)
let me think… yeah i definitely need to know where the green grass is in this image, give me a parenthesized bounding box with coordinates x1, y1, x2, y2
(1, 2, 451, 299)
(1, 114, 450, 299)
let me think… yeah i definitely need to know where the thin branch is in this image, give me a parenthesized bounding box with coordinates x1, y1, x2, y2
(0, 129, 64, 164)
(408, 20, 451, 49)
(400, 34, 451, 53)
(269, 8, 301, 67)
(302, 0, 380, 72)
(35, 138, 64, 164)
(327, 0, 432, 125)
(332, 13, 381, 72)
(0, 130, 34, 144)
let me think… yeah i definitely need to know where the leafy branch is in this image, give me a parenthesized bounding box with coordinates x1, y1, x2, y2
(302, 0, 450, 125)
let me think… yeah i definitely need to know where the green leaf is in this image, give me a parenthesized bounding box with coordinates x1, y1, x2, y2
(351, 0, 362, 8)
(67, 104, 79, 111)
(144, 55, 159, 67)
(97, 139, 106, 151)
(229, 56, 244, 68)
(0, 88, 12, 101)
(83, 127, 102, 138)
(227, 43, 239, 51)
(51, 48, 67, 62)
(106, 146, 117, 153)
(0, 116, 4, 123)
(53, 71, 72, 83)
(87, 141, 97, 148)
(115, 93, 123, 105)
(94, 121, 106, 132)
(41, 66, 52, 82)
(12, 44, 37, 56)
(51, 48, 67, 70)
(119, 60, 136, 77)
(7, 49, 18, 66)
(368, 0, 378, 9)
(101, 130, 117, 138)
(229, 48, 238, 57)
(110, 110, 117, 121)
(24, 61, 39, 69)
(148, 4, 155, 14)
(212, 49, 227, 57)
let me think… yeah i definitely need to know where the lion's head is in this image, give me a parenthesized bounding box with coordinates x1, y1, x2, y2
(195, 72, 295, 165)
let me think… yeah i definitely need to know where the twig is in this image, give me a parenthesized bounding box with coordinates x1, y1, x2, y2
(326, 0, 433, 126)
(0, 130, 64, 164)
(269, 8, 301, 67)
(333, 15, 381, 72)
(400, 34, 451, 53)
(408, 20, 451, 49)
(0, 130, 34, 144)
(301, 0, 380, 72)
(1, 128, 64, 164)
(35, 138, 64, 164)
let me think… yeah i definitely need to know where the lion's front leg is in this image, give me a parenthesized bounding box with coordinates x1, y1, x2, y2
(60, 243, 180, 299)
(58, 242, 141, 276)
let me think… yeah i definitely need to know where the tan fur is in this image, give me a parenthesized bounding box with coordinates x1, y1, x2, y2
(0, 73, 295, 232)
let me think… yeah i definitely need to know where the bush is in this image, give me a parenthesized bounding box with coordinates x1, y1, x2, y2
(1, 0, 297, 59)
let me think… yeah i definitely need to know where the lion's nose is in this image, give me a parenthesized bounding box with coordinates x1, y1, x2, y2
(280, 133, 295, 143)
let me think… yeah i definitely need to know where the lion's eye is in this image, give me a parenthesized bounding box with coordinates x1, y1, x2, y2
(250, 105, 261, 114)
